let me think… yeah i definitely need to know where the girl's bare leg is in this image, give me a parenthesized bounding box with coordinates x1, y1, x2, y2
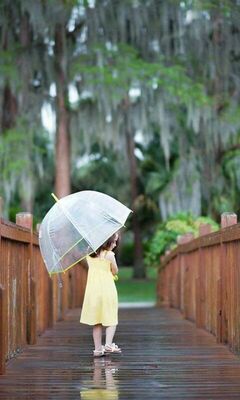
(105, 325, 116, 345)
(93, 324, 103, 350)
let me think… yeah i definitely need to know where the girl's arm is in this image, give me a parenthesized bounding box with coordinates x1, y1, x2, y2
(106, 251, 118, 276)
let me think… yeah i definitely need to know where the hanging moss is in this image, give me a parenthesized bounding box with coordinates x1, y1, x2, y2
(1, 0, 240, 219)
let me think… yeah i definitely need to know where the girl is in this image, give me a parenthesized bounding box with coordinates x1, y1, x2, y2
(80, 233, 121, 357)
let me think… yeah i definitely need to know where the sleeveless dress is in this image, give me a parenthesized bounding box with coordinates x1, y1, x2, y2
(80, 389, 118, 400)
(80, 251, 118, 326)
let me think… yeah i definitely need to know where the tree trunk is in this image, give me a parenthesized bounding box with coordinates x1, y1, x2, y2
(1, 82, 17, 133)
(19, 11, 31, 113)
(19, 11, 34, 213)
(1, 9, 18, 133)
(55, 87, 71, 198)
(54, 23, 71, 199)
(124, 102, 145, 279)
(54, 23, 71, 322)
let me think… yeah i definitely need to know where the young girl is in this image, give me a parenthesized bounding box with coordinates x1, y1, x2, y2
(80, 233, 121, 357)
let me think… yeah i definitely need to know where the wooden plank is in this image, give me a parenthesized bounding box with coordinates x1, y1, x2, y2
(27, 278, 37, 345)
(222, 224, 240, 243)
(32, 233, 39, 246)
(199, 231, 222, 248)
(217, 278, 223, 343)
(1, 222, 30, 244)
(48, 277, 54, 328)
(1, 307, 240, 398)
(161, 224, 240, 269)
(0, 285, 5, 375)
(180, 237, 201, 253)
(195, 276, 201, 327)
(0, 214, 88, 378)
(0, 206, 5, 375)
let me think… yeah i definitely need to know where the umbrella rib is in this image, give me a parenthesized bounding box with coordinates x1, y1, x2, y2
(49, 254, 92, 275)
(51, 219, 121, 272)
(46, 218, 65, 275)
(52, 224, 122, 274)
(49, 193, 131, 274)
(55, 236, 86, 263)
(49, 197, 95, 267)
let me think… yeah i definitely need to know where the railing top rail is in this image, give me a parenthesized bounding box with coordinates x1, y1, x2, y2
(160, 221, 240, 268)
(0, 218, 39, 245)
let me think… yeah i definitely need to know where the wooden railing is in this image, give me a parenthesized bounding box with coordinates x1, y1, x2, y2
(0, 212, 87, 374)
(157, 213, 240, 355)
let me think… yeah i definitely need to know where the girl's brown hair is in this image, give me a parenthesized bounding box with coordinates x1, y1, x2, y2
(90, 233, 119, 257)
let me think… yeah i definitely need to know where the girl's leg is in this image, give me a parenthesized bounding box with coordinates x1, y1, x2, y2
(105, 325, 121, 353)
(93, 324, 103, 350)
(105, 325, 116, 345)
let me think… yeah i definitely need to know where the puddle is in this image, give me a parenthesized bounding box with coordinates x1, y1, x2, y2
(80, 358, 119, 399)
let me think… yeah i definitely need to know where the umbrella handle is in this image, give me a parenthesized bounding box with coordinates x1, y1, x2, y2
(58, 273, 63, 288)
(51, 193, 59, 202)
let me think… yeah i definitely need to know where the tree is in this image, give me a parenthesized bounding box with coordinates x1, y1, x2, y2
(54, 22, 71, 198)
(1, 0, 240, 230)
(0, 1, 50, 214)
(71, 38, 208, 276)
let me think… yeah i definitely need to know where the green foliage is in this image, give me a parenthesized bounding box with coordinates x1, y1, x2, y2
(214, 147, 240, 216)
(188, 0, 238, 14)
(71, 43, 210, 107)
(1, 0, 239, 229)
(0, 129, 28, 182)
(133, 194, 159, 226)
(221, 107, 240, 125)
(72, 143, 130, 204)
(62, 0, 79, 6)
(139, 132, 179, 199)
(0, 121, 53, 220)
(144, 213, 219, 268)
(0, 49, 19, 82)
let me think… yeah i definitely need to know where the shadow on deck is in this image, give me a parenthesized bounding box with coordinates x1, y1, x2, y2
(1, 306, 240, 399)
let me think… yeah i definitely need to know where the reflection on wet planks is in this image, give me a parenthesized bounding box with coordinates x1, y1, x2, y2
(1, 307, 240, 399)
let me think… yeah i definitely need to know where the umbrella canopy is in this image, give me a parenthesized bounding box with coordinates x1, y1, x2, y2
(39, 191, 132, 275)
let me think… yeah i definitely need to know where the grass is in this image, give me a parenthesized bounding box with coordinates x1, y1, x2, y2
(116, 267, 157, 303)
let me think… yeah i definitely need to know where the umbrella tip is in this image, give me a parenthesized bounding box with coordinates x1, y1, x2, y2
(51, 193, 59, 202)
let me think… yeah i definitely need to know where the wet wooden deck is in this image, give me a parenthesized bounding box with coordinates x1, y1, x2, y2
(1, 306, 240, 399)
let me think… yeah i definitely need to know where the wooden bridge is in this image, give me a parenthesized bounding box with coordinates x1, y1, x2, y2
(1, 306, 240, 399)
(1, 211, 240, 399)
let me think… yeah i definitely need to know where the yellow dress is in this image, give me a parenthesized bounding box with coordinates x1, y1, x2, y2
(80, 251, 118, 326)
(80, 389, 118, 399)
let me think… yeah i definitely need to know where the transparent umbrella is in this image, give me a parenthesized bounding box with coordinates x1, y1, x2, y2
(39, 191, 132, 275)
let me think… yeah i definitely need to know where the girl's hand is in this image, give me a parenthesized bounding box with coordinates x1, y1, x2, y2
(106, 251, 118, 275)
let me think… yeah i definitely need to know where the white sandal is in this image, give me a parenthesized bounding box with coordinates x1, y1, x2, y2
(104, 343, 122, 354)
(93, 346, 105, 357)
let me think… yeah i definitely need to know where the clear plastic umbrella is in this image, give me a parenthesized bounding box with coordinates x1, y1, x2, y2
(39, 191, 132, 275)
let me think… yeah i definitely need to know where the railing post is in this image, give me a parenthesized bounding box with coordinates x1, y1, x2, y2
(177, 232, 194, 245)
(221, 212, 237, 229)
(177, 233, 194, 319)
(16, 212, 36, 345)
(199, 223, 212, 236)
(196, 246, 206, 329)
(48, 277, 54, 328)
(217, 212, 237, 343)
(196, 225, 211, 329)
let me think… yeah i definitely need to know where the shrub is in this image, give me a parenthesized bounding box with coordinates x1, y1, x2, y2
(144, 212, 218, 268)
